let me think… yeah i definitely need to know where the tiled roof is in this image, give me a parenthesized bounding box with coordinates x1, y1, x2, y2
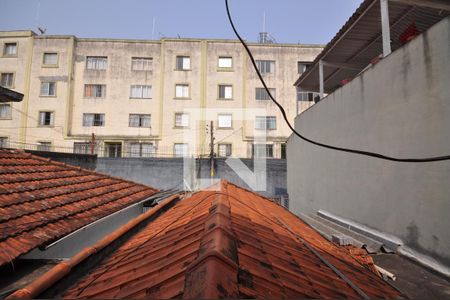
(0, 149, 158, 266)
(22, 180, 402, 299)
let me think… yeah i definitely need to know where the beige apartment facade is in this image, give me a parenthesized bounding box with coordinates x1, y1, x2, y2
(0, 30, 322, 158)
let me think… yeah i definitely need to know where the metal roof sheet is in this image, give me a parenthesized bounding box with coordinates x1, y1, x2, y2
(295, 0, 450, 93)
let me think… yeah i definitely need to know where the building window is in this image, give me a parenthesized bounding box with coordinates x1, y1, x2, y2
(104, 142, 122, 158)
(255, 88, 276, 100)
(252, 144, 273, 158)
(3, 43, 17, 56)
(175, 113, 189, 128)
(0, 104, 11, 119)
(218, 114, 232, 129)
(0, 137, 8, 148)
(175, 84, 189, 98)
(73, 142, 93, 154)
(298, 62, 311, 75)
(83, 113, 105, 126)
(131, 57, 153, 71)
(38, 111, 54, 126)
(0, 73, 14, 88)
(218, 85, 233, 100)
(130, 85, 152, 98)
(296, 87, 319, 102)
(84, 84, 106, 98)
(129, 142, 155, 157)
(40, 82, 56, 96)
(86, 56, 107, 70)
(129, 114, 151, 128)
(218, 143, 232, 157)
(176, 56, 190, 70)
(281, 143, 286, 159)
(43, 53, 58, 66)
(256, 60, 275, 74)
(218, 57, 232, 69)
(37, 141, 52, 152)
(255, 116, 276, 130)
(174, 143, 188, 157)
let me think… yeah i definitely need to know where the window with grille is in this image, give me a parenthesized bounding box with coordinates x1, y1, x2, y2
(43, 53, 58, 65)
(0, 104, 11, 119)
(174, 143, 188, 157)
(129, 114, 151, 128)
(218, 57, 232, 69)
(255, 60, 275, 74)
(130, 85, 152, 98)
(252, 144, 274, 158)
(129, 142, 155, 157)
(296, 87, 319, 102)
(105, 142, 122, 158)
(218, 85, 233, 99)
(218, 144, 232, 157)
(131, 57, 153, 71)
(0, 73, 14, 88)
(37, 141, 52, 152)
(255, 116, 276, 130)
(175, 84, 189, 98)
(3, 43, 17, 56)
(86, 56, 107, 70)
(73, 142, 92, 154)
(84, 84, 106, 98)
(83, 113, 105, 126)
(176, 56, 190, 70)
(255, 88, 276, 100)
(0, 137, 8, 148)
(218, 114, 232, 128)
(38, 111, 54, 126)
(175, 113, 189, 128)
(40, 82, 56, 96)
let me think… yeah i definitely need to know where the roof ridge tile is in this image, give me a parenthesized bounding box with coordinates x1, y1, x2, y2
(183, 192, 240, 299)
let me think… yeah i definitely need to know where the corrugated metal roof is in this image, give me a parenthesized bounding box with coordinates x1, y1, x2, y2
(0, 149, 158, 266)
(18, 180, 402, 299)
(295, 0, 450, 93)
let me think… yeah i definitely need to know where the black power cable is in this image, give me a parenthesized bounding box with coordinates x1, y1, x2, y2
(225, 0, 450, 163)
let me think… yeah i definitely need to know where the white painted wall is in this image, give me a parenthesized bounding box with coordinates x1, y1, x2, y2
(287, 17, 450, 267)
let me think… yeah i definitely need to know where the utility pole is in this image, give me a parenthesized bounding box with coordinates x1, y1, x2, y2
(90, 133, 95, 155)
(209, 120, 215, 178)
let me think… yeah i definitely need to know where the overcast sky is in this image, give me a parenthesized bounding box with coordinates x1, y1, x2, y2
(0, 0, 363, 44)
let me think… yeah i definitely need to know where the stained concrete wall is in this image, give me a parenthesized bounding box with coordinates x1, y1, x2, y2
(96, 157, 287, 198)
(26, 150, 96, 169)
(287, 17, 450, 266)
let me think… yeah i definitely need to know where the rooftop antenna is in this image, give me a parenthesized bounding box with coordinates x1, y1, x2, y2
(35, 0, 46, 35)
(151, 17, 156, 40)
(258, 11, 275, 44)
(38, 27, 47, 35)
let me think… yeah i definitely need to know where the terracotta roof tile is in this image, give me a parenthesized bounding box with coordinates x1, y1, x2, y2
(0, 149, 158, 266)
(45, 180, 401, 299)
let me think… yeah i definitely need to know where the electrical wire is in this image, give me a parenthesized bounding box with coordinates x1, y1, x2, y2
(224, 0, 450, 163)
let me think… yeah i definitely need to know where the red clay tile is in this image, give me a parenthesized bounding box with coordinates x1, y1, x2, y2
(0, 149, 158, 266)
(41, 180, 401, 299)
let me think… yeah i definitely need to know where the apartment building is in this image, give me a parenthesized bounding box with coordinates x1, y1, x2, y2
(0, 30, 322, 158)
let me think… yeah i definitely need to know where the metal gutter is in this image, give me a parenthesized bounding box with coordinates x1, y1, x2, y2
(6, 194, 180, 300)
(41, 191, 168, 250)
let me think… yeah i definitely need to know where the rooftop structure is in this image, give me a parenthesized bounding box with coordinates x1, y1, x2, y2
(0, 149, 158, 266)
(295, 0, 450, 97)
(8, 180, 402, 299)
